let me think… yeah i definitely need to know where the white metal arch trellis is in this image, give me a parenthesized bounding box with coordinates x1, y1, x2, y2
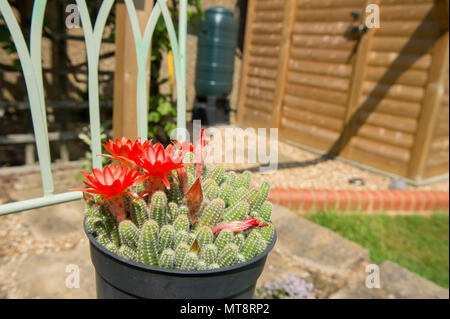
(0, 0, 187, 215)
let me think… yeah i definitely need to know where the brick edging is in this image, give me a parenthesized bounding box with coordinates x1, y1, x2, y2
(268, 188, 450, 212)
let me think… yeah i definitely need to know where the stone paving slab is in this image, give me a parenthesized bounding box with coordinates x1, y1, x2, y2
(330, 260, 449, 299)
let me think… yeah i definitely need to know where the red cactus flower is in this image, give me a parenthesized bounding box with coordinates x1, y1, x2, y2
(212, 218, 268, 234)
(72, 164, 145, 221)
(102, 137, 151, 167)
(127, 143, 189, 198)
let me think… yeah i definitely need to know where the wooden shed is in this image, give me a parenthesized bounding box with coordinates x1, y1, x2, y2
(237, 0, 449, 184)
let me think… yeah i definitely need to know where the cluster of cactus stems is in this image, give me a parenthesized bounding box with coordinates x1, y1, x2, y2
(85, 159, 275, 271)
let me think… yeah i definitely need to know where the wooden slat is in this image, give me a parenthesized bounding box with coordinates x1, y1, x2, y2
(358, 111, 418, 134)
(372, 37, 436, 55)
(252, 22, 283, 35)
(247, 76, 277, 90)
(284, 94, 346, 118)
(248, 66, 278, 80)
(249, 45, 281, 57)
(296, 7, 363, 22)
(247, 85, 275, 102)
(359, 95, 422, 119)
(293, 22, 354, 36)
(281, 118, 340, 142)
(376, 21, 441, 38)
(292, 34, 357, 50)
(285, 83, 348, 106)
(287, 71, 350, 92)
(291, 47, 354, 64)
(357, 124, 415, 149)
(379, 3, 436, 21)
(365, 66, 429, 87)
(283, 106, 344, 132)
(251, 34, 281, 46)
(353, 137, 411, 163)
(368, 52, 432, 71)
(288, 60, 352, 78)
(362, 81, 425, 103)
(298, 0, 366, 9)
(249, 56, 279, 69)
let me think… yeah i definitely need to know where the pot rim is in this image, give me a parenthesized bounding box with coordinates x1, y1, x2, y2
(84, 217, 277, 276)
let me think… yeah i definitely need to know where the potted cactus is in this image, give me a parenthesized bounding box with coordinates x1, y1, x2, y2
(75, 130, 276, 299)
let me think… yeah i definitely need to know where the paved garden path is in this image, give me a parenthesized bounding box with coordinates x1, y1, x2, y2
(0, 191, 447, 298)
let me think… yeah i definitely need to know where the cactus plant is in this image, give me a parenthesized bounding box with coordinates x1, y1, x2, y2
(80, 137, 275, 272)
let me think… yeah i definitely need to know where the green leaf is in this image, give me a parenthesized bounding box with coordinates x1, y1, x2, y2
(157, 100, 174, 116)
(148, 111, 161, 123)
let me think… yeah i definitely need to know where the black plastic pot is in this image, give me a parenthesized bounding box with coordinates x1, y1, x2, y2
(84, 220, 277, 299)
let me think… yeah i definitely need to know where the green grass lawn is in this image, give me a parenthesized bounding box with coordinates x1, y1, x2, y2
(306, 212, 449, 289)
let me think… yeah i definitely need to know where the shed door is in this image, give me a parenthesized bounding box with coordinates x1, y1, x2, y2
(278, 0, 367, 150)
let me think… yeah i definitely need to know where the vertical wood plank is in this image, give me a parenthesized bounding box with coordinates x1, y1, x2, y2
(113, 0, 153, 140)
(408, 31, 449, 180)
(339, 0, 380, 158)
(272, 0, 296, 128)
(237, 0, 256, 125)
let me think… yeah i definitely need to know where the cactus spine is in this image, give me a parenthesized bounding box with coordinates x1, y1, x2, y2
(180, 252, 199, 270)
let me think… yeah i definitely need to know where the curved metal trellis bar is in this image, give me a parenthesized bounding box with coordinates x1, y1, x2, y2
(0, 0, 188, 215)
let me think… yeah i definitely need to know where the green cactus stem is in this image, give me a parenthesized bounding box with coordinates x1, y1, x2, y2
(218, 243, 238, 268)
(96, 234, 112, 248)
(180, 252, 199, 270)
(105, 242, 119, 254)
(138, 220, 160, 267)
(174, 243, 190, 269)
(178, 205, 189, 217)
(206, 166, 225, 185)
(205, 182, 220, 200)
(197, 198, 225, 229)
(246, 188, 261, 212)
(159, 249, 176, 269)
(228, 187, 248, 206)
(259, 223, 275, 243)
(173, 214, 190, 233)
(240, 229, 264, 261)
(129, 197, 149, 228)
(86, 216, 103, 234)
(255, 182, 271, 211)
(196, 226, 214, 248)
(215, 228, 234, 253)
(260, 202, 273, 222)
(118, 220, 140, 249)
(159, 225, 175, 252)
(118, 245, 137, 262)
(150, 191, 168, 228)
(223, 171, 237, 186)
(188, 232, 197, 246)
(199, 243, 217, 265)
(100, 204, 120, 247)
(235, 253, 246, 265)
(232, 233, 245, 249)
(174, 230, 189, 248)
(218, 183, 233, 204)
(167, 180, 182, 205)
(86, 206, 102, 219)
(167, 202, 179, 223)
(197, 260, 207, 270)
(221, 201, 249, 222)
(208, 263, 220, 270)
